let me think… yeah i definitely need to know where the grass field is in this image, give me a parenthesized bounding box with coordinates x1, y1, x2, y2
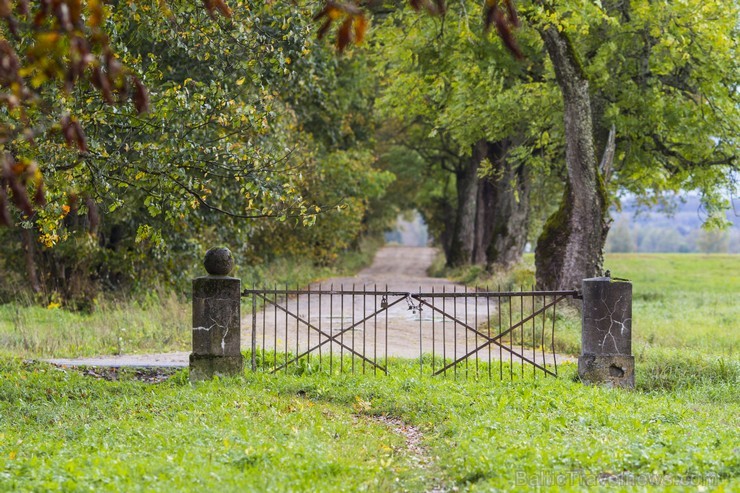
(1, 254, 738, 491)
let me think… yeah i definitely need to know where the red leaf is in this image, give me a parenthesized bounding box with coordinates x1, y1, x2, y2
(503, 0, 520, 28)
(132, 76, 149, 114)
(493, 7, 523, 59)
(337, 16, 353, 52)
(71, 119, 87, 152)
(317, 18, 332, 40)
(0, 182, 12, 226)
(354, 15, 368, 44)
(2, 155, 33, 216)
(33, 179, 45, 206)
(54, 1, 73, 31)
(214, 0, 232, 18)
(16, 0, 29, 16)
(61, 114, 75, 147)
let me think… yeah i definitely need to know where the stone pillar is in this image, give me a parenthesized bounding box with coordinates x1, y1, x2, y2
(578, 277, 634, 388)
(190, 247, 243, 381)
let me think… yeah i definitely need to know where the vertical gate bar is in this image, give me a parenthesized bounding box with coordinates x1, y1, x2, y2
(442, 286, 447, 378)
(251, 289, 257, 372)
(541, 294, 547, 375)
(532, 286, 536, 378)
(273, 284, 277, 372)
(431, 287, 436, 375)
(285, 283, 289, 372)
(498, 286, 502, 381)
(261, 285, 265, 364)
(419, 286, 423, 378)
(351, 284, 356, 375)
(475, 286, 479, 378)
(307, 284, 311, 368)
(508, 292, 513, 381)
(521, 287, 525, 378)
(374, 284, 378, 376)
(463, 286, 470, 380)
(363, 286, 367, 375)
(340, 284, 345, 374)
(296, 284, 300, 370)
(487, 287, 491, 381)
(551, 297, 558, 376)
(318, 284, 323, 372)
(330, 284, 334, 374)
(385, 284, 389, 375)
(453, 285, 458, 381)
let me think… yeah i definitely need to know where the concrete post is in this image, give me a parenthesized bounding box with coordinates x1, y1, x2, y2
(578, 277, 634, 388)
(190, 247, 243, 381)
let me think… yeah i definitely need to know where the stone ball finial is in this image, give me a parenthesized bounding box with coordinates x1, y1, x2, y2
(204, 247, 234, 276)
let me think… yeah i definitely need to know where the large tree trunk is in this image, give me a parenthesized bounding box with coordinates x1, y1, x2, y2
(20, 227, 41, 294)
(446, 140, 485, 267)
(473, 172, 495, 265)
(473, 140, 530, 268)
(535, 27, 609, 290)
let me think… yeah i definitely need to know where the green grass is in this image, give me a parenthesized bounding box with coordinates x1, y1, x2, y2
(1, 359, 737, 491)
(0, 359, 425, 492)
(1, 253, 739, 491)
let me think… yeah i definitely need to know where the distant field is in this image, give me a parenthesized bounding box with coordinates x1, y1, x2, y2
(604, 253, 739, 295)
(604, 254, 739, 354)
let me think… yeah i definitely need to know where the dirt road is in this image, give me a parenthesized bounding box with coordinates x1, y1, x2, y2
(243, 246, 566, 367)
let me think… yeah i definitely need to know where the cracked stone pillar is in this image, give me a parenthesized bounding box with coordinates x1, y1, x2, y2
(578, 277, 634, 388)
(190, 247, 243, 381)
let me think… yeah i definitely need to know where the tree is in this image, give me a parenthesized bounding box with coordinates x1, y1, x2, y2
(373, 6, 556, 269)
(534, 0, 738, 288)
(353, 0, 738, 288)
(0, 1, 394, 303)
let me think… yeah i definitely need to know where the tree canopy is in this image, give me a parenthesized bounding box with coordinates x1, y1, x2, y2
(0, 0, 737, 304)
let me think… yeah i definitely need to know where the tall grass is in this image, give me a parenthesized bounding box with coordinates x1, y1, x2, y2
(0, 237, 383, 358)
(0, 290, 190, 358)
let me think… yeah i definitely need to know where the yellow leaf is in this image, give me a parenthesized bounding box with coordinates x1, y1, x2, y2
(35, 32, 61, 50)
(236, 78, 245, 86)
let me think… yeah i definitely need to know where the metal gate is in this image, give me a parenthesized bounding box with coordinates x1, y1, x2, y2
(242, 286, 579, 380)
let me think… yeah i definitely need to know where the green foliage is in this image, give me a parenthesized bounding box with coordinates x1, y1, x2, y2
(372, 3, 562, 252)
(580, 0, 739, 215)
(1, 1, 395, 305)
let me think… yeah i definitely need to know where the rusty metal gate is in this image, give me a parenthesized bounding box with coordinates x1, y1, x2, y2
(242, 286, 580, 380)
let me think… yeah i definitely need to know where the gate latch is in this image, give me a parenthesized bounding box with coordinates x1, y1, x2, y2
(405, 294, 422, 315)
